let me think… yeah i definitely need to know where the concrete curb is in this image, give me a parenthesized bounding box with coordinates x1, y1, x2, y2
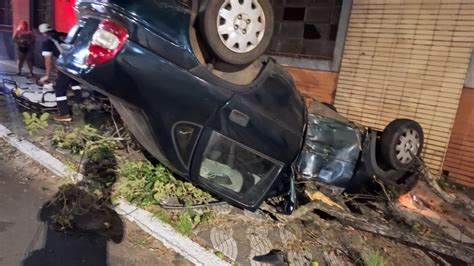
(0, 124, 83, 180)
(0, 123, 229, 266)
(116, 201, 228, 266)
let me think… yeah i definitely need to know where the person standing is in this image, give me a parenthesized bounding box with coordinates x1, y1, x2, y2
(13, 20, 35, 77)
(39, 23, 83, 122)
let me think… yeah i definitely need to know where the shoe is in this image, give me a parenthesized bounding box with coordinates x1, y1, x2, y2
(53, 113, 72, 122)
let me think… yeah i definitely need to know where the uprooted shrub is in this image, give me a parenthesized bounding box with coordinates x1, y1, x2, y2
(116, 161, 216, 235)
(22, 111, 215, 235)
(116, 161, 214, 207)
(43, 146, 124, 242)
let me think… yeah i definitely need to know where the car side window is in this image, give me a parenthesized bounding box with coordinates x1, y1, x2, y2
(199, 131, 283, 198)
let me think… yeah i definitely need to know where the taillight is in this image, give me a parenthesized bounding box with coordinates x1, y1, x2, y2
(86, 20, 128, 65)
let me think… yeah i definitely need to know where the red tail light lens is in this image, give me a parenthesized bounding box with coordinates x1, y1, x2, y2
(86, 20, 128, 65)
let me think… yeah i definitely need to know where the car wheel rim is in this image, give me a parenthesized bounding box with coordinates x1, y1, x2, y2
(217, 0, 266, 53)
(395, 129, 420, 164)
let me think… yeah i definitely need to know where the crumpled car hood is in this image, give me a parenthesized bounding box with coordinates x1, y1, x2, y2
(296, 102, 363, 186)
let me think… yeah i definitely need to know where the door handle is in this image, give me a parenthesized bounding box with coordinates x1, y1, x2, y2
(229, 109, 249, 127)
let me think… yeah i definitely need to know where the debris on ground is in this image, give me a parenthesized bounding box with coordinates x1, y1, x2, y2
(2, 103, 473, 265)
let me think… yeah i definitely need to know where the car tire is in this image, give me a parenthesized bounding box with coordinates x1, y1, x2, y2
(201, 0, 274, 66)
(380, 119, 424, 170)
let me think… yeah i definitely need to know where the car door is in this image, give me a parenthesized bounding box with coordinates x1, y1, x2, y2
(189, 60, 306, 210)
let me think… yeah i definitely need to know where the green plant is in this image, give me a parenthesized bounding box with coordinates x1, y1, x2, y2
(152, 209, 173, 224)
(175, 210, 194, 235)
(64, 159, 78, 174)
(22, 112, 49, 134)
(173, 209, 214, 235)
(215, 251, 225, 259)
(23, 112, 121, 157)
(51, 124, 119, 155)
(116, 160, 216, 235)
(117, 161, 166, 207)
(151, 207, 214, 236)
(358, 248, 387, 266)
(118, 161, 213, 207)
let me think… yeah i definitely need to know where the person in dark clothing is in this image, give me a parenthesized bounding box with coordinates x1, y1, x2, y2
(13, 20, 35, 77)
(39, 23, 83, 122)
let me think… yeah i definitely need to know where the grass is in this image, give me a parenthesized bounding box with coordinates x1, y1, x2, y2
(152, 209, 173, 224)
(214, 251, 225, 259)
(175, 210, 194, 235)
(359, 248, 387, 266)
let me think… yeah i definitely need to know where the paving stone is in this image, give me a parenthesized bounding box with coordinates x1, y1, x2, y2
(210, 227, 238, 261)
(247, 227, 273, 266)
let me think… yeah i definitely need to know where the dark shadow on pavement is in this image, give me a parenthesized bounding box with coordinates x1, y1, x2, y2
(22, 147, 124, 266)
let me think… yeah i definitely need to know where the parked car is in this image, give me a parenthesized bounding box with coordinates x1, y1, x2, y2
(57, 0, 424, 213)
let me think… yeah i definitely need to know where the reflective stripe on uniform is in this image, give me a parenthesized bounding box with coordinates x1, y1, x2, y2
(71, 86, 81, 91)
(56, 96, 67, 101)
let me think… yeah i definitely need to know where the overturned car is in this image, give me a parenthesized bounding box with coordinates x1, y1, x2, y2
(57, 0, 424, 213)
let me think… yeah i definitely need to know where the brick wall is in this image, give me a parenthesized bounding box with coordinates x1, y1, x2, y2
(287, 67, 338, 104)
(335, 0, 474, 173)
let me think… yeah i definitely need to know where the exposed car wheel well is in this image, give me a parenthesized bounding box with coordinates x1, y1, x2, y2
(189, 0, 273, 85)
(190, 9, 267, 85)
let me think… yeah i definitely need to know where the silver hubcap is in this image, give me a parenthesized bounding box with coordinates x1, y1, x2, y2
(217, 0, 266, 53)
(395, 129, 420, 164)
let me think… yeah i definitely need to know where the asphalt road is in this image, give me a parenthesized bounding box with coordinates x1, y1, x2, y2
(0, 138, 190, 266)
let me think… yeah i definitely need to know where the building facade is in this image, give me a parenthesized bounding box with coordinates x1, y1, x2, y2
(0, 0, 75, 62)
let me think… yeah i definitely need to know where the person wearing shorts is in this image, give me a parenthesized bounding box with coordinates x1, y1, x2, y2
(13, 20, 35, 77)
